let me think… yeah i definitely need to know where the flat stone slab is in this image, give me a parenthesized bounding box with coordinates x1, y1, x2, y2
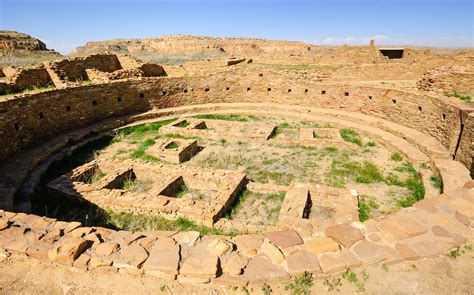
(142, 238, 180, 278)
(286, 250, 321, 275)
(265, 230, 303, 249)
(243, 254, 289, 283)
(305, 236, 340, 254)
(350, 240, 385, 265)
(112, 243, 148, 269)
(180, 245, 219, 279)
(318, 252, 346, 273)
(325, 224, 363, 248)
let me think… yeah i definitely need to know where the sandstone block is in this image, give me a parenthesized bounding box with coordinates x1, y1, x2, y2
(325, 224, 363, 248)
(260, 240, 285, 264)
(243, 254, 289, 283)
(350, 240, 385, 265)
(94, 242, 120, 257)
(265, 230, 303, 249)
(142, 238, 180, 278)
(180, 246, 219, 279)
(285, 250, 321, 275)
(318, 252, 346, 273)
(305, 236, 340, 254)
(221, 253, 248, 275)
(48, 236, 88, 265)
(113, 243, 149, 269)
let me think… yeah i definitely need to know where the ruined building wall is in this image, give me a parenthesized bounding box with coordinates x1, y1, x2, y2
(3, 65, 52, 88)
(456, 112, 474, 177)
(0, 74, 471, 172)
(45, 53, 122, 85)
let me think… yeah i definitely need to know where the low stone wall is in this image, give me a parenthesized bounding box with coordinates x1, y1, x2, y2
(0, 184, 472, 284)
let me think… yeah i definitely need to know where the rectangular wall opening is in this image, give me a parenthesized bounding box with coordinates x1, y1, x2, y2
(379, 48, 404, 59)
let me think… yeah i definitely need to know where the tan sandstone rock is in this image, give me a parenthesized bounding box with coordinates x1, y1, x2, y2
(48, 236, 88, 265)
(325, 224, 363, 248)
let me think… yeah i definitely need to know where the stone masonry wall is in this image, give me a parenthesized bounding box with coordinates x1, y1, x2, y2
(0, 71, 471, 171)
(3, 65, 52, 88)
(45, 53, 122, 86)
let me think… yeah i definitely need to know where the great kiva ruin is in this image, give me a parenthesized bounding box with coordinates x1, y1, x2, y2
(0, 29, 473, 293)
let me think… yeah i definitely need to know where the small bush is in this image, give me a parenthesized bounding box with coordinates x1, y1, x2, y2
(340, 128, 363, 146)
(358, 196, 371, 222)
(284, 272, 313, 295)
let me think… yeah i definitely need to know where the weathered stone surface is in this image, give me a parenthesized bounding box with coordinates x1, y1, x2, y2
(221, 253, 248, 275)
(26, 240, 51, 261)
(180, 246, 219, 279)
(94, 242, 120, 257)
(394, 243, 419, 260)
(432, 225, 452, 238)
(305, 236, 340, 254)
(73, 253, 90, 270)
(379, 217, 427, 242)
(285, 250, 321, 275)
(48, 237, 88, 265)
(325, 224, 363, 248)
(89, 256, 113, 268)
(69, 227, 94, 238)
(142, 238, 180, 278)
(243, 254, 289, 283)
(0, 219, 11, 230)
(260, 240, 285, 264)
(318, 252, 346, 273)
(233, 234, 263, 256)
(207, 238, 232, 256)
(265, 230, 303, 249)
(379, 245, 404, 265)
(351, 240, 385, 265)
(173, 231, 200, 246)
(340, 246, 362, 268)
(113, 243, 148, 269)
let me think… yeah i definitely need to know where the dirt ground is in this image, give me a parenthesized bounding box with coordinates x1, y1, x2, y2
(0, 244, 472, 295)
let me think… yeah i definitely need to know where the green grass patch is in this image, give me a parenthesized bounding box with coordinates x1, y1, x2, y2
(165, 142, 179, 149)
(358, 195, 378, 222)
(225, 190, 251, 218)
(130, 139, 161, 162)
(193, 114, 260, 122)
(390, 152, 403, 161)
(107, 210, 236, 236)
(175, 120, 191, 128)
(265, 192, 286, 202)
(284, 271, 313, 295)
(445, 91, 472, 102)
(430, 175, 442, 189)
(340, 128, 363, 146)
(117, 118, 177, 136)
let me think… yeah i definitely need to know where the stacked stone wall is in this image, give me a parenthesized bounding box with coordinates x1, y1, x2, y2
(0, 72, 472, 173)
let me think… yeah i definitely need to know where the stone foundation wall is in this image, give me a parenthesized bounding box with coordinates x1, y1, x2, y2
(0, 71, 472, 171)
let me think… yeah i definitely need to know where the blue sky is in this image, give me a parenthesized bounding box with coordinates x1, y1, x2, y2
(1, 0, 472, 54)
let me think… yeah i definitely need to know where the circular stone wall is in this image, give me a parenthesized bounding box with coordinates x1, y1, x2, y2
(0, 73, 472, 285)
